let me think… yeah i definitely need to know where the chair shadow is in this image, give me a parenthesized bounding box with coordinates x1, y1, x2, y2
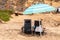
(18, 31, 34, 37)
(18, 30, 47, 37)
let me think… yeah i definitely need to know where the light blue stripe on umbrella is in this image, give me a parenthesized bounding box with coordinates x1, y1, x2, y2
(29, 4, 49, 8)
(23, 3, 56, 14)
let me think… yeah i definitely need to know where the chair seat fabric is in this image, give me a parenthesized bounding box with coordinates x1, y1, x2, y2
(35, 25, 43, 32)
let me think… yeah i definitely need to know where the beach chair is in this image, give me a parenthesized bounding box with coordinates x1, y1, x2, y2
(14, 11, 18, 16)
(34, 20, 44, 36)
(56, 7, 60, 13)
(32, 20, 39, 35)
(15, 13, 18, 16)
(22, 19, 32, 34)
(34, 20, 40, 35)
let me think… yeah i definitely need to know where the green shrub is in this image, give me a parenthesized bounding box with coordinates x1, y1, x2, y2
(0, 10, 13, 22)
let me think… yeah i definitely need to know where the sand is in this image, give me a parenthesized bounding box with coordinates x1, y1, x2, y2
(0, 1, 60, 40)
(0, 13, 60, 40)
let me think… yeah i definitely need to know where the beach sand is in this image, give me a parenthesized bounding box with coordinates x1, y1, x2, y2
(0, 13, 60, 40)
(0, 1, 60, 40)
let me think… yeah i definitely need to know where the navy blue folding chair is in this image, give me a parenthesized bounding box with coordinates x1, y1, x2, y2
(22, 19, 32, 34)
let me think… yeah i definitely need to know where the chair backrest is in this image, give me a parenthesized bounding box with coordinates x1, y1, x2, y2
(24, 19, 32, 34)
(34, 20, 39, 27)
(58, 8, 60, 12)
(24, 19, 31, 28)
(57, 8, 60, 13)
(34, 20, 42, 30)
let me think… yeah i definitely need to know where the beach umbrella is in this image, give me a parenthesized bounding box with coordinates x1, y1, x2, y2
(23, 3, 56, 14)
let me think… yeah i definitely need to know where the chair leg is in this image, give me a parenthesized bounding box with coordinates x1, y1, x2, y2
(32, 31, 35, 35)
(21, 27, 24, 32)
(40, 32, 41, 36)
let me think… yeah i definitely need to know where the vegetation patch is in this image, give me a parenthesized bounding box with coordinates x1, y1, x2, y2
(0, 10, 13, 22)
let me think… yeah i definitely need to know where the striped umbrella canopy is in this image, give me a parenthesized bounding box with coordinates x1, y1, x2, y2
(23, 3, 56, 14)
